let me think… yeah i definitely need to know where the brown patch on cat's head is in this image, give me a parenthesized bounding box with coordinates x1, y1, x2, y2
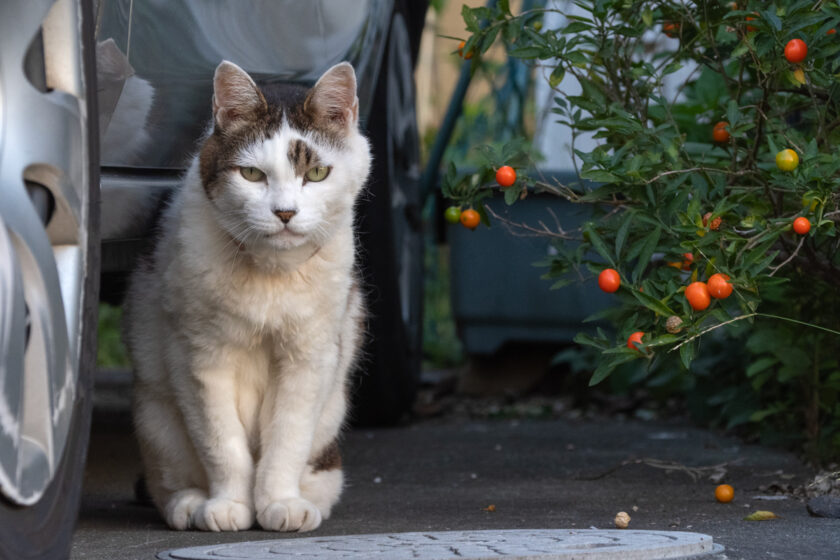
(286, 139, 321, 177)
(199, 61, 359, 200)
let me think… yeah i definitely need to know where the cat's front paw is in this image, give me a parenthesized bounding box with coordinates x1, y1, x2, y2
(257, 497, 322, 532)
(165, 489, 207, 530)
(193, 498, 254, 531)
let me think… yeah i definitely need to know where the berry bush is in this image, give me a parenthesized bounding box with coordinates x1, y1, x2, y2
(445, 0, 840, 461)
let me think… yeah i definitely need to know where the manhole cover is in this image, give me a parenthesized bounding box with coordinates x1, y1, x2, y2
(157, 529, 724, 560)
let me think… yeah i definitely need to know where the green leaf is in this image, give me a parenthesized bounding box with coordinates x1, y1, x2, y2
(498, 0, 510, 15)
(615, 210, 634, 260)
(580, 169, 620, 183)
(642, 334, 679, 347)
(589, 352, 639, 386)
(508, 45, 546, 59)
(726, 99, 740, 128)
(549, 66, 566, 88)
(481, 25, 500, 53)
(550, 278, 573, 290)
(663, 62, 683, 75)
(574, 332, 610, 350)
(632, 227, 661, 283)
(746, 356, 778, 377)
(564, 21, 592, 34)
(679, 340, 696, 369)
(503, 185, 520, 205)
(631, 287, 676, 316)
(584, 224, 616, 267)
(760, 9, 782, 31)
(462, 5, 479, 32)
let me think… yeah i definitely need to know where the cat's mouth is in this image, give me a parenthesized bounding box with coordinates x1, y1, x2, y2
(266, 227, 304, 239)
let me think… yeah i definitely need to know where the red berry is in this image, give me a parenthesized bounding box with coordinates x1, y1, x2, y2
(712, 122, 730, 143)
(708, 274, 733, 299)
(627, 331, 645, 351)
(460, 209, 480, 230)
(598, 269, 621, 293)
(685, 281, 711, 311)
(784, 39, 808, 64)
(793, 217, 811, 235)
(496, 166, 516, 188)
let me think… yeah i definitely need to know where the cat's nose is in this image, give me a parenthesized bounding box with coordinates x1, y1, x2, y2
(273, 209, 297, 224)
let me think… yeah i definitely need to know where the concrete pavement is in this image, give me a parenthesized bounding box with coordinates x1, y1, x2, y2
(71, 403, 839, 560)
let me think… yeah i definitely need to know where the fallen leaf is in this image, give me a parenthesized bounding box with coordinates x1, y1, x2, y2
(744, 510, 781, 521)
(484, 504, 496, 512)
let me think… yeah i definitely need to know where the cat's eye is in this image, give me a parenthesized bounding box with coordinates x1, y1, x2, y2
(240, 166, 266, 182)
(305, 166, 330, 183)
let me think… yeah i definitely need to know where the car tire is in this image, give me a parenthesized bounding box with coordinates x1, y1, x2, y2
(0, 0, 100, 558)
(353, 4, 425, 425)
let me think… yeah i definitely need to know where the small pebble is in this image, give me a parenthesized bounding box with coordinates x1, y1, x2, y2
(614, 511, 631, 529)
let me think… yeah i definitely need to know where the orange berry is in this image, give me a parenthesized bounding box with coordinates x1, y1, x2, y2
(707, 273, 733, 299)
(784, 39, 808, 64)
(712, 122, 730, 143)
(681, 252, 694, 271)
(685, 281, 711, 311)
(460, 209, 480, 230)
(495, 165, 517, 188)
(793, 216, 811, 235)
(626, 331, 645, 351)
(458, 40, 473, 60)
(598, 268, 621, 293)
(663, 22, 679, 38)
(715, 484, 734, 503)
(703, 212, 722, 230)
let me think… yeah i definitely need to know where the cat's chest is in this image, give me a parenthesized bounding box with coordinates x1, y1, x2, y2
(203, 260, 349, 333)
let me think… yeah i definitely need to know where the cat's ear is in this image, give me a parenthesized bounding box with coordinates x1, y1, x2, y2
(212, 60, 267, 130)
(305, 62, 359, 129)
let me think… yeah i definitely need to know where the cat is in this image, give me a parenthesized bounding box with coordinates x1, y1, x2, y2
(123, 60, 369, 533)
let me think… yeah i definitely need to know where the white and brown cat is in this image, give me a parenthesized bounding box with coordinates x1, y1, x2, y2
(123, 60, 369, 532)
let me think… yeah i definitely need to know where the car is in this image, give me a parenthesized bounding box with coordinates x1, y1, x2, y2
(0, 0, 426, 556)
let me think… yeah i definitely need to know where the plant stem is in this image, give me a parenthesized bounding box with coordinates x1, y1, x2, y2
(671, 312, 840, 352)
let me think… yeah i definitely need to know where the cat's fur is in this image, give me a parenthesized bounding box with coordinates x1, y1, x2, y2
(123, 61, 369, 532)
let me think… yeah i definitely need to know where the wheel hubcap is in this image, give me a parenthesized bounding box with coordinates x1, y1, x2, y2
(0, 0, 91, 506)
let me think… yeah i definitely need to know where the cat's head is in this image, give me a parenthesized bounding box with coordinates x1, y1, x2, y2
(198, 60, 370, 258)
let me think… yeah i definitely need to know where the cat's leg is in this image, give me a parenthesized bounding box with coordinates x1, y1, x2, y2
(299, 465, 343, 520)
(254, 349, 341, 532)
(172, 347, 259, 532)
(299, 376, 348, 518)
(299, 285, 361, 520)
(134, 386, 208, 530)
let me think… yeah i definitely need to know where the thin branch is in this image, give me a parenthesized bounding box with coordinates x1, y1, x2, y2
(485, 205, 578, 239)
(769, 237, 805, 276)
(672, 312, 840, 353)
(642, 167, 753, 184)
(671, 313, 758, 352)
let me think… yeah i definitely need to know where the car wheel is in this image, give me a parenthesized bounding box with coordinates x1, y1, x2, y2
(0, 0, 99, 558)
(354, 6, 424, 425)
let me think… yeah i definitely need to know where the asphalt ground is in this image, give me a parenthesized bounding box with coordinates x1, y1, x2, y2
(71, 395, 839, 560)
